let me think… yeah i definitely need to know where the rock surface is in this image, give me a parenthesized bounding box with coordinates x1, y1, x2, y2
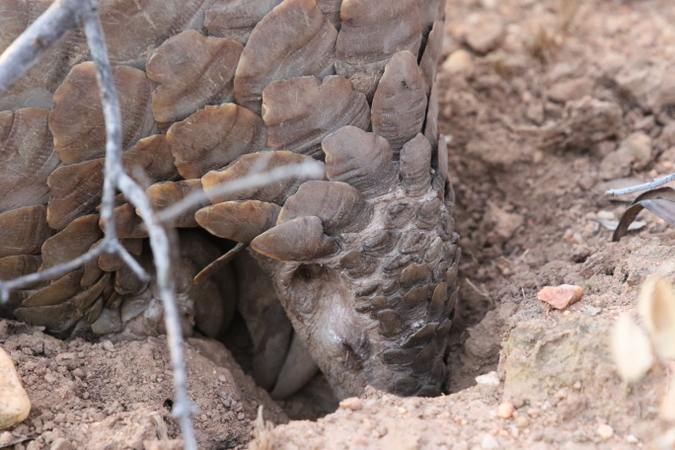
(0, 346, 30, 429)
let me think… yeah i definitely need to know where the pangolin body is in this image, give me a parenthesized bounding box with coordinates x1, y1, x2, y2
(0, 0, 457, 399)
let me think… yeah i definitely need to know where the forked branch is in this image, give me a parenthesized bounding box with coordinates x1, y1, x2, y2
(0, 1, 323, 448)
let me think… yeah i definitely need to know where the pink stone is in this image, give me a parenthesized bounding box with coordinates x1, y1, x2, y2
(537, 284, 584, 310)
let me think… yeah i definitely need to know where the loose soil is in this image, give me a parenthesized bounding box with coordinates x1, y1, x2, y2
(2, 0, 675, 448)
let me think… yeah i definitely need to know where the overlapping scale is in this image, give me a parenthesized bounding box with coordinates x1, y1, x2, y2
(399, 133, 433, 197)
(419, 21, 444, 95)
(316, 0, 343, 28)
(371, 51, 428, 155)
(417, 0, 445, 33)
(201, 151, 325, 204)
(195, 200, 281, 242)
(146, 30, 243, 125)
(234, 0, 337, 114)
(47, 135, 178, 231)
(0, 0, 456, 402)
(0, 0, 88, 111)
(261, 75, 369, 158)
(39, 214, 102, 271)
(167, 103, 266, 179)
(424, 80, 440, 150)
(251, 216, 338, 261)
(145, 179, 208, 228)
(204, 0, 283, 44)
(335, 0, 422, 97)
(98, 0, 213, 67)
(277, 181, 372, 234)
(49, 62, 157, 165)
(0, 206, 51, 258)
(322, 126, 397, 198)
(0, 108, 60, 213)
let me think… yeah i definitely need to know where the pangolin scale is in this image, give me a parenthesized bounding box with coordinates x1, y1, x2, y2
(0, 0, 457, 399)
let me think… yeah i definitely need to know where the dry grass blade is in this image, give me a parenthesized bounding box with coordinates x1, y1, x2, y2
(638, 274, 675, 361)
(610, 313, 654, 383)
(606, 173, 675, 196)
(250, 405, 276, 450)
(661, 374, 675, 422)
(612, 187, 675, 241)
(526, 0, 581, 64)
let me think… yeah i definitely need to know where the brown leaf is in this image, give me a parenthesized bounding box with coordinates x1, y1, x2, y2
(610, 313, 653, 383)
(638, 274, 675, 360)
(613, 187, 675, 241)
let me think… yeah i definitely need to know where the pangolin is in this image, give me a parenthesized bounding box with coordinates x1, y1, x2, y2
(0, 0, 457, 400)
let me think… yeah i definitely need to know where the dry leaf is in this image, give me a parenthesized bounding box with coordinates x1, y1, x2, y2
(661, 377, 675, 422)
(613, 187, 675, 241)
(610, 313, 654, 383)
(593, 218, 645, 232)
(638, 274, 675, 360)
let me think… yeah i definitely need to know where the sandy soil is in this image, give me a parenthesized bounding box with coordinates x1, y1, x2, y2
(2, 0, 675, 448)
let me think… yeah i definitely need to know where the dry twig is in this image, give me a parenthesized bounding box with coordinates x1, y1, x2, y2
(606, 173, 675, 197)
(0, 1, 322, 447)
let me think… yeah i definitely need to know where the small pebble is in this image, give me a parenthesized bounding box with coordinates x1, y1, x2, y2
(580, 305, 602, 316)
(619, 132, 651, 169)
(597, 424, 614, 440)
(475, 371, 500, 386)
(497, 402, 514, 419)
(442, 49, 473, 74)
(626, 434, 638, 443)
(599, 151, 634, 181)
(50, 438, 73, 450)
(465, 16, 504, 54)
(548, 78, 593, 103)
(339, 397, 363, 411)
(526, 408, 540, 418)
(515, 416, 529, 428)
(101, 340, 114, 351)
(0, 431, 13, 445)
(537, 284, 584, 310)
(481, 433, 500, 449)
(597, 210, 615, 220)
(532, 150, 544, 164)
(0, 348, 31, 430)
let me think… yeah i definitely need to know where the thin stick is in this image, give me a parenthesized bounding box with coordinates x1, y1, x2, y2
(0, 0, 78, 92)
(0, 2, 328, 448)
(79, 2, 196, 448)
(158, 160, 325, 223)
(0, 0, 196, 447)
(606, 173, 675, 196)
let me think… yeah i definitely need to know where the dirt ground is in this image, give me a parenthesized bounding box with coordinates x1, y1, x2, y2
(2, 0, 675, 448)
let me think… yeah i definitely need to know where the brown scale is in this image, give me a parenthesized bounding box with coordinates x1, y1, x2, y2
(0, 0, 455, 400)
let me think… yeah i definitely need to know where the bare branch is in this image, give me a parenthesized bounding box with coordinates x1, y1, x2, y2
(0, 0, 196, 447)
(158, 160, 325, 223)
(0, 0, 79, 94)
(606, 173, 675, 197)
(0, 2, 328, 448)
(79, 2, 197, 448)
(118, 172, 198, 447)
(1, 239, 105, 301)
